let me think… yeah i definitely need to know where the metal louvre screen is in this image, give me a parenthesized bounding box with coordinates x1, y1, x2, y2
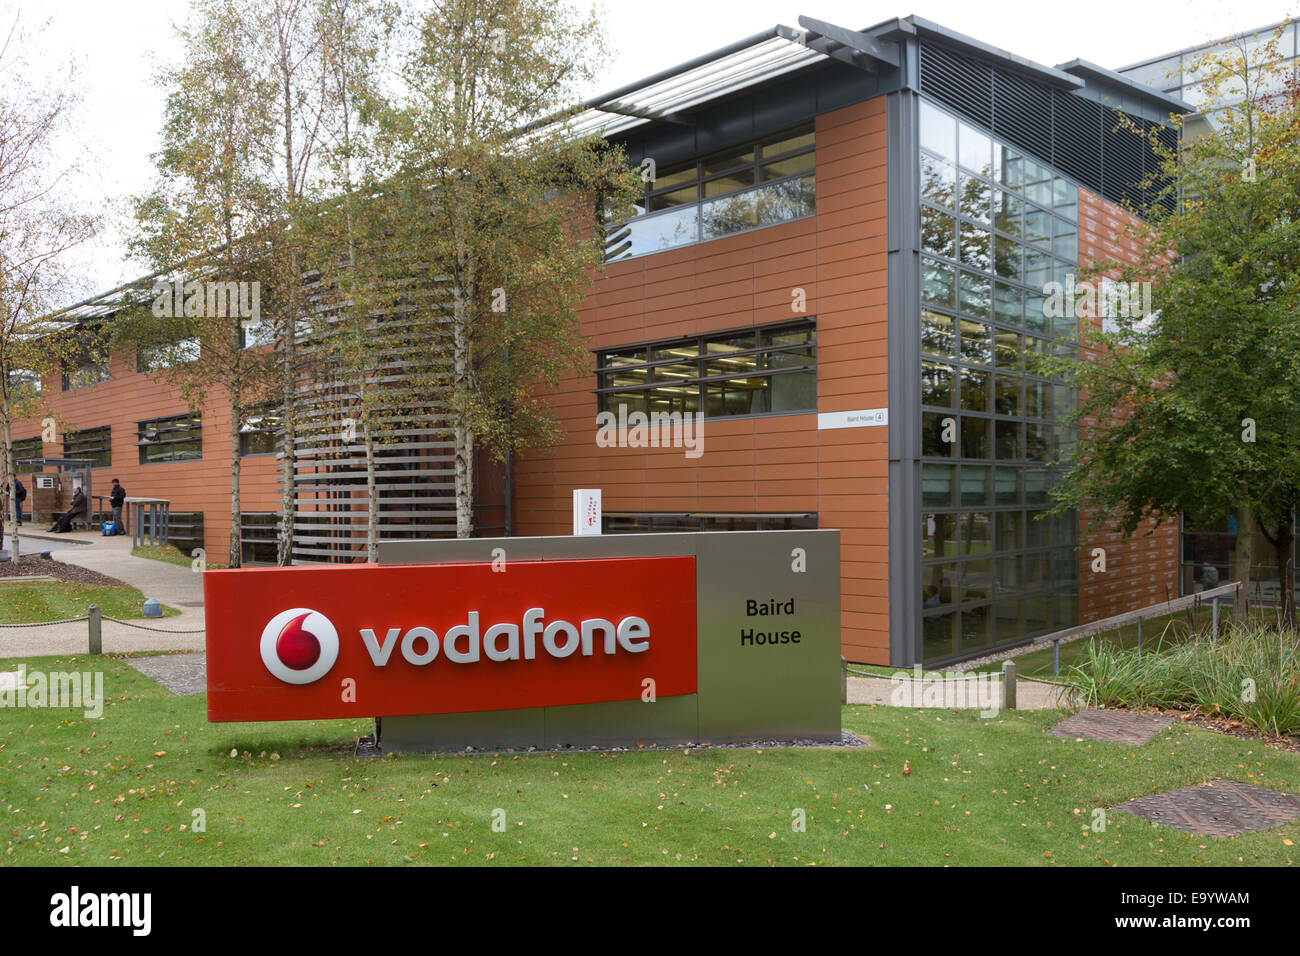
(919, 42, 1173, 212)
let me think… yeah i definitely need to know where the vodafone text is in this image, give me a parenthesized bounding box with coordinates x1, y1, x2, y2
(359, 608, 651, 665)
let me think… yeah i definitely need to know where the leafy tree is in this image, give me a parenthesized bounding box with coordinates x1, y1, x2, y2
(373, 0, 640, 537)
(126, 0, 283, 567)
(1041, 24, 1300, 625)
(0, 14, 98, 562)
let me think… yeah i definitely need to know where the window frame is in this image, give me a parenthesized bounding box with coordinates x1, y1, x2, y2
(239, 405, 281, 457)
(137, 413, 203, 465)
(594, 319, 817, 421)
(63, 425, 112, 469)
(607, 125, 817, 261)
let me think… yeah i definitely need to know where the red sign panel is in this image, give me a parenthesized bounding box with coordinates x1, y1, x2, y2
(204, 556, 697, 722)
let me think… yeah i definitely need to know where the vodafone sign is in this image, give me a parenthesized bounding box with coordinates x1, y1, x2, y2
(205, 556, 697, 722)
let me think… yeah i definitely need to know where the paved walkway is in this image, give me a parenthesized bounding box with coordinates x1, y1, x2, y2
(847, 674, 1078, 710)
(0, 531, 206, 658)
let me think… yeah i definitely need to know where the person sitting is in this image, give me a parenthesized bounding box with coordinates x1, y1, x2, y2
(49, 488, 87, 533)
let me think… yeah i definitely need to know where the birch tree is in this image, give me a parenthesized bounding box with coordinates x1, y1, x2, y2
(0, 13, 98, 562)
(377, 0, 638, 538)
(128, 0, 281, 568)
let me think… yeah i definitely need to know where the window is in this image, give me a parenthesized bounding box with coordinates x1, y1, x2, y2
(603, 512, 817, 533)
(138, 413, 202, 464)
(141, 510, 204, 554)
(241, 512, 278, 563)
(64, 426, 111, 468)
(596, 321, 816, 419)
(239, 405, 281, 456)
(606, 126, 815, 261)
(10, 435, 43, 464)
(138, 337, 201, 372)
(7, 368, 40, 397)
(240, 318, 274, 349)
(63, 358, 110, 391)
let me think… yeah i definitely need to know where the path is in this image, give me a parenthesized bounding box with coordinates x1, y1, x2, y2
(0, 531, 205, 658)
(846, 674, 1078, 710)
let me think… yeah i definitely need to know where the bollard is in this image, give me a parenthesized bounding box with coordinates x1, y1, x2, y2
(1053, 640, 1060, 677)
(1211, 597, 1219, 644)
(840, 656, 847, 706)
(88, 604, 101, 655)
(1002, 659, 1017, 711)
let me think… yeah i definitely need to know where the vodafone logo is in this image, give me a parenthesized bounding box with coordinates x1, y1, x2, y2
(260, 608, 340, 685)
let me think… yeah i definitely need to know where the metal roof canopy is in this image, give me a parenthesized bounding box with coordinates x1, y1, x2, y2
(533, 26, 829, 140)
(538, 12, 1189, 144)
(1056, 58, 1192, 113)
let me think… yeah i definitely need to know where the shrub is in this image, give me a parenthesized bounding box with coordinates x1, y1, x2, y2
(1062, 624, 1300, 736)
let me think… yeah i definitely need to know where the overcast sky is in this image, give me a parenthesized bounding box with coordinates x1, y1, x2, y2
(19, 0, 1300, 305)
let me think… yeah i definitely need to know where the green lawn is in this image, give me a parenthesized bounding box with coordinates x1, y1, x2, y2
(0, 582, 179, 625)
(131, 545, 227, 571)
(3, 653, 1299, 866)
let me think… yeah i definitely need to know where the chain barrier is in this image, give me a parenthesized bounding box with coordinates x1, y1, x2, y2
(0, 616, 90, 628)
(0, 615, 203, 634)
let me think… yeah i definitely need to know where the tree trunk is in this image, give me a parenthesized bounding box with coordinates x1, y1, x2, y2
(229, 404, 242, 568)
(1232, 507, 1253, 623)
(277, 266, 298, 566)
(1273, 508, 1295, 630)
(451, 221, 476, 540)
(1, 405, 17, 564)
(364, 419, 377, 562)
(1257, 507, 1297, 630)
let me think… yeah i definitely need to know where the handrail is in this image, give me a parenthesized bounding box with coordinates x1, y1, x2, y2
(973, 581, 1242, 675)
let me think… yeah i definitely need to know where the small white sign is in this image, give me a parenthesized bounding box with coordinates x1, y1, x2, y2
(573, 489, 602, 536)
(817, 408, 888, 430)
(35, 475, 53, 489)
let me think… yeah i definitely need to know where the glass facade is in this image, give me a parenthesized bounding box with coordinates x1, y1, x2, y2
(606, 126, 816, 261)
(1119, 23, 1298, 128)
(917, 99, 1078, 664)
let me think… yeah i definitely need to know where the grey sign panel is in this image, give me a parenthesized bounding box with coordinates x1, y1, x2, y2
(694, 532, 840, 742)
(378, 530, 841, 752)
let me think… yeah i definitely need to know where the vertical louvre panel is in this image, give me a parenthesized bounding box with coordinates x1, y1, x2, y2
(919, 39, 1174, 213)
(919, 44, 992, 127)
(992, 70, 1052, 165)
(1049, 93, 1104, 189)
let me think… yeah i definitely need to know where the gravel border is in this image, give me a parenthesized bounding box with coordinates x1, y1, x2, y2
(358, 728, 871, 757)
(0, 554, 127, 587)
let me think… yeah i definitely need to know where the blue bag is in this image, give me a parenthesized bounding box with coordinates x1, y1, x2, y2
(102, 521, 116, 536)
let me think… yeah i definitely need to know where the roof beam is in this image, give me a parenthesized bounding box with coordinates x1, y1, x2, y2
(797, 15, 900, 70)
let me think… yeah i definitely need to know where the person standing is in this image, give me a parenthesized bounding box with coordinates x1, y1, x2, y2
(14, 478, 25, 526)
(110, 478, 126, 535)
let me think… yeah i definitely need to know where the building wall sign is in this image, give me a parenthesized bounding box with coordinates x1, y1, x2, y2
(817, 408, 888, 430)
(205, 530, 841, 751)
(205, 556, 698, 722)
